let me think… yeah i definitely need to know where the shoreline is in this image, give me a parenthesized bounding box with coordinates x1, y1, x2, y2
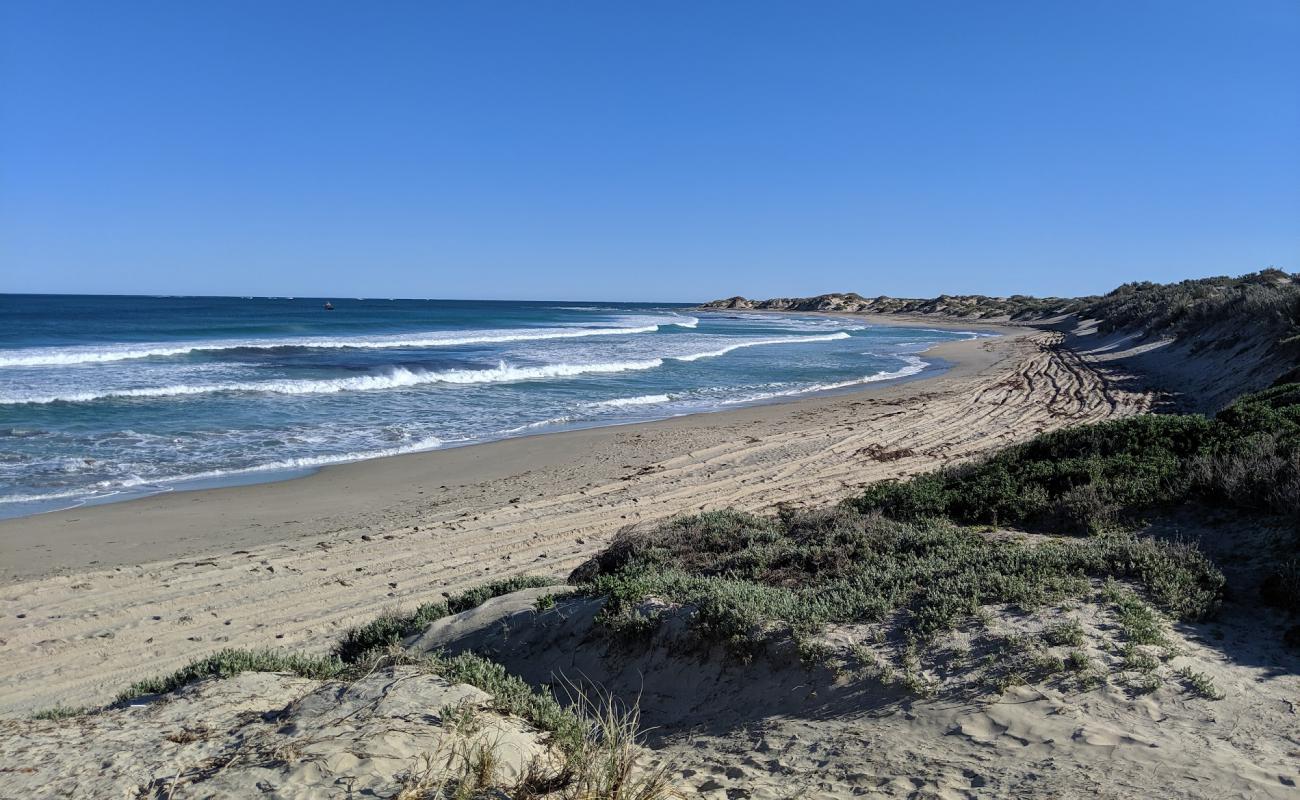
(0, 315, 1015, 528)
(0, 321, 1014, 582)
(0, 323, 1156, 713)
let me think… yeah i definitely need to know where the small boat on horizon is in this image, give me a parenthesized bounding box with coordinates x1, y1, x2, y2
(323, 301, 334, 310)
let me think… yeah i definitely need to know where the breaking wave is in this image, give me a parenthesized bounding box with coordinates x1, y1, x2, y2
(0, 360, 667, 405)
(0, 317, 699, 367)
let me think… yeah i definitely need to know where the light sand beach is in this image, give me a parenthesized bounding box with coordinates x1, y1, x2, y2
(0, 322, 1156, 714)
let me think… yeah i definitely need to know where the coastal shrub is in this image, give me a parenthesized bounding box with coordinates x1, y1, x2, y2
(334, 574, 558, 662)
(1194, 383, 1300, 516)
(851, 384, 1300, 529)
(571, 510, 1224, 653)
(1086, 269, 1300, 346)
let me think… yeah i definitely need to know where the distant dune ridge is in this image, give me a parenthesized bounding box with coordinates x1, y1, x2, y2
(705, 268, 1300, 409)
(3, 271, 1298, 798)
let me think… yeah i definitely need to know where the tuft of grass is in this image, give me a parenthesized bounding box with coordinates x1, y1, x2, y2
(389, 652, 673, 799)
(557, 681, 677, 800)
(1064, 650, 1090, 671)
(334, 575, 558, 662)
(1041, 618, 1085, 648)
(1120, 644, 1161, 674)
(1102, 581, 1171, 648)
(1175, 665, 1225, 700)
(30, 705, 91, 721)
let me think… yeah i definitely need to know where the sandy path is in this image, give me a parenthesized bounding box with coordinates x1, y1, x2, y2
(0, 330, 1153, 714)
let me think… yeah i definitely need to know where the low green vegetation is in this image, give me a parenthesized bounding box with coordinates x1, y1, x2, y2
(29, 705, 92, 721)
(115, 648, 347, 704)
(851, 383, 1300, 531)
(334, 574, 558, 661)
(571, 508, 1224, 656)
(1175, 665, 1225, 700)
(1102, 580, 1172, 649)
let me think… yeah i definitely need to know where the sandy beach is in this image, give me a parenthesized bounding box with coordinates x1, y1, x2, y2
(0, 321, 1155, 714)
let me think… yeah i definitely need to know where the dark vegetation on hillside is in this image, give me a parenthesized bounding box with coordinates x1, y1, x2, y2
(852, 383, 1300, 532)
(703, 268, 1300, 347)
(1083, 268, 1300, 345)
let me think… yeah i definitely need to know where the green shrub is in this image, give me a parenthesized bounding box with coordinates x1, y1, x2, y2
(852, 384, 1300, 528)
(115, 649, 346, 704)
(572, 510, 1223, 653)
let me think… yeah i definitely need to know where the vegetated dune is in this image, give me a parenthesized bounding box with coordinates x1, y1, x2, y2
(708, 268, 1300, 409)
(410, 573, 1298, 799)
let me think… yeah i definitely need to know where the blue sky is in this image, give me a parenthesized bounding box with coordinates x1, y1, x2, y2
(2, 1, 1297, 301)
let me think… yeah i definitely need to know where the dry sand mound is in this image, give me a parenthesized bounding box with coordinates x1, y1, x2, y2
(412, 587, 1300, 799)
(0, 666, 553, 798)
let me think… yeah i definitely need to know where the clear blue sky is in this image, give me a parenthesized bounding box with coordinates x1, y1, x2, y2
(2, 1, 1297, 301)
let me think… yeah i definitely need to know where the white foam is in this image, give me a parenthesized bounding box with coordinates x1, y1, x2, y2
(498, 415, 575, 435)
(0, 360, 666, 405)
(919, 328, 999, 338)
(0, 318, 695, 367)
(2, 329, 862, 404)
(672, 332, 851, 361)
(585, 394, 673, 409)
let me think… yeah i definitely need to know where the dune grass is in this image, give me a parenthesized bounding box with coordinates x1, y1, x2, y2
(114, 648, 348, 704)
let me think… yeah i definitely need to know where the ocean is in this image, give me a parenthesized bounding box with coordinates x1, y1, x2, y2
(0, 294, 987, 518)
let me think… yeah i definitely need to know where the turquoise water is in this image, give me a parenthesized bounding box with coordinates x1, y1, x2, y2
(0, 295, 987, 517)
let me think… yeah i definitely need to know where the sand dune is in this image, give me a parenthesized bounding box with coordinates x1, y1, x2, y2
(410, 584, 1299, 798)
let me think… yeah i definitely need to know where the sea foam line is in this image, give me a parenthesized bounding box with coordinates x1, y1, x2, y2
(673, 331, 850, 361)
(0, 360, 668, 405)
(584, 394, 673, 409)
(2, 331, 850, 405)
(0, 317, 699, 368)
